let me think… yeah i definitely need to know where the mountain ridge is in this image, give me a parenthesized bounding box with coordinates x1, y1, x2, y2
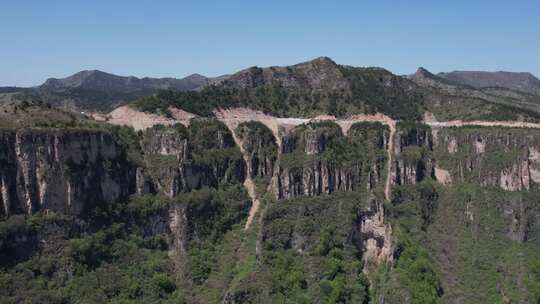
(39, 69, 209, 92)
(130, 57, 540, 123)
(438, 70, 540, 96)
(0, 70, 217, 111)
(3, 57, 540, 119)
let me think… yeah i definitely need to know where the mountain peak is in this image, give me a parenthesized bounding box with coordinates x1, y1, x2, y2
(413, 67, 436, 79)
(409, 66, 465, 89)
(296, 56, 337, 67)
(225, 56, 345, 90)
(311, 56, 335, 64)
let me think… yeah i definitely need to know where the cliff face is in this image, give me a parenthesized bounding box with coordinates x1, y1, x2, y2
(272, 122, 389, 199)
(0, 129, 135, 217)
(235, 121, 278, 180)
(391, 123, 435, 187)
(388, 123, 540, 193)
(433, 127, 540, 191)
(0, 118, 247, 210)
(141, 120, 245, 197)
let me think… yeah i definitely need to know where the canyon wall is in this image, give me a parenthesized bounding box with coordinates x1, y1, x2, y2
(0, 129, 135, 217)
(433, 127, 540, 191)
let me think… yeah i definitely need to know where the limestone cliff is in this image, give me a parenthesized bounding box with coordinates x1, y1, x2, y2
(272, 121, 389, 199)
(141, 120, 246, 197)
(235, 121, 278, 180)
(433, 127, 540, 191)
(0, 129, 135, 217)
(391, 123, 435, 188)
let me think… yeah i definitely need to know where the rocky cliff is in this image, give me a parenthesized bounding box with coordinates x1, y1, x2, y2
(272, 121, 389, 199)
(433, 127, 540, 191)
(391, 122, 435, 187)
(0, 129, 135, 217)
(235, 121, 278, 180)
(140, 119, 245, 197)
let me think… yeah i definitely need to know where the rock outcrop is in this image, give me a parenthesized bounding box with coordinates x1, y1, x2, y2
(357, 200, 393, 268)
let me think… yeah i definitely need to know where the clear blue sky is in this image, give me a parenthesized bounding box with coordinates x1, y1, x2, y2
(1, 0, 539, 86)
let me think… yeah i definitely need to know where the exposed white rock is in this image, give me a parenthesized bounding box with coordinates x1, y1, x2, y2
(474, 138, 486, 153)
(435, 166, 452, 185)
(448, 138, 458, 153)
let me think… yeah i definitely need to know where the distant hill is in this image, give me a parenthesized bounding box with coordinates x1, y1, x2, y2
(438, 70, 540, 96)
(39, 70, 208, 92)
(0, 70, 213, 112)
(409, 67, 540, 117)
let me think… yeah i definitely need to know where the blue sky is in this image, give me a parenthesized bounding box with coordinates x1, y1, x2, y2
(1, 0, 539, 86)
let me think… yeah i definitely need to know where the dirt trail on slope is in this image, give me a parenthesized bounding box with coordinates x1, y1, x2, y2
(214, 113, 260, 230)
(214, 108, 285, 147)
(426, 120, 540, 129)
(93, 105, 195, 131)
(423, 111, 540, 129)
(379, 117, 396, 201)
(214, 108, 398, 202)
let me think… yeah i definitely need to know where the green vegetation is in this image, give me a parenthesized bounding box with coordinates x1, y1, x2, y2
(0, 181, 250, 304)
(0, 102, 99, 129)
(339, 66, 425, 120)
(474, 103, 540, 122)
(188, 118, 242, 165)
(281, 121, 387, 166)
(133, 88, 238, 117)
(527, 258, 540, 304)
(0, 212, 181, 303)
(235, 121, 279, 192)
(426, 184, 539, 303)
(128, 59, 540, 123)
(222, 192, 374, 303)
(387, 174, 540, 303)
(277, 121, 388, 197)
(0, 103, 144, 166)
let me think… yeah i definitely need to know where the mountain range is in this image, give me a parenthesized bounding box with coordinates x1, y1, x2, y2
(2, 57, 540, 117)
(0, 70, 224, 111)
